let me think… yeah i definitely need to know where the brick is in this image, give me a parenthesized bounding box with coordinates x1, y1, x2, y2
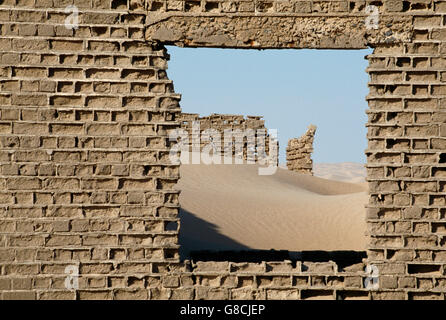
(50, 124, 84, 135)
(2, 291, 36, 300)
(114, 289, 148, 300)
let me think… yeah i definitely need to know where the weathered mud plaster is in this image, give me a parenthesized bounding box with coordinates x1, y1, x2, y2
(146, 14, 413, 48)
(0, 0, 445, 300)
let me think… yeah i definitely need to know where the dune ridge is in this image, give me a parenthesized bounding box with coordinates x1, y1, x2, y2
(177, 163, 368, 257)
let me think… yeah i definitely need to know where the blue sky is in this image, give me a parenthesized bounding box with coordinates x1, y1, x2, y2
(166, 46, 372, 164)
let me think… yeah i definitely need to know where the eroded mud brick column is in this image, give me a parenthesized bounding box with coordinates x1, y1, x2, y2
(286, 125, 316, 175)
(0, 0, 181, 299)
(366, 2, 446, 300)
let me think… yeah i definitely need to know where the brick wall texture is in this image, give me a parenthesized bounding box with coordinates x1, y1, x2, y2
(286, 124, 316, 175)
(1, 0, 446, 300)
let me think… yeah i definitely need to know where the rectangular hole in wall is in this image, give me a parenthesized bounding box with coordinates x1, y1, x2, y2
(407, 264, 441, 275)
(301, 290, 334, 300)
(166, 47, 371, 267)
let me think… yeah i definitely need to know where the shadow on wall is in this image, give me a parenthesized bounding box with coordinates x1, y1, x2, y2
(179, 208, 250, 260)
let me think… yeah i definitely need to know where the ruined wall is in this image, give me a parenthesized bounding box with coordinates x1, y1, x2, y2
(178, 113, 275, 163)
(1, 0, 446, 300)
(287, 125, 316, 175)
(0, 0, 182, 299)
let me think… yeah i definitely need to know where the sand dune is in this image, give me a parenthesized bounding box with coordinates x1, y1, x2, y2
(313, 162, 366, 183)
(178, 163, 368, 258)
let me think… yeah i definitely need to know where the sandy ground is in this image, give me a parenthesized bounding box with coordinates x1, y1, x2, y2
(313, 162, 366, 183)
(177, 162, 368, 257)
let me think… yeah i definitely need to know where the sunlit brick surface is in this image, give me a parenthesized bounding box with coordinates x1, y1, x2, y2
(0, 0, 446, 300)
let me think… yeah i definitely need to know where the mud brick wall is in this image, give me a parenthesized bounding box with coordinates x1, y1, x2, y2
(1, 0, 446, 300)
(365, 4, 446, 299)
(286, 125, 316, 175)
(160, 261, 372, 300)
(179, 113, 274, 163)
(0, 0, 182, 300)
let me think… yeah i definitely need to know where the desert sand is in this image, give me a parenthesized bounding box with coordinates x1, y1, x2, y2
(177, 162, 368, 258)
(313, 162, 366, 183)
